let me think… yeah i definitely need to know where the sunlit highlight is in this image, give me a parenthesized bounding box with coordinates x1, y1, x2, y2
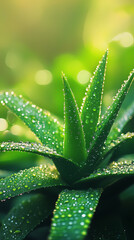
(35, 70, 53, 85)
(10, 125, 23, 136)
(77, 70, 91, 84)
(5, 51, 20, 69)
(112, 32, 134, 48)
(0, 118, 8, 131)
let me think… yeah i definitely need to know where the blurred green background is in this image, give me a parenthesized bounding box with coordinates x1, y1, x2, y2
(0, 0, 134, 144)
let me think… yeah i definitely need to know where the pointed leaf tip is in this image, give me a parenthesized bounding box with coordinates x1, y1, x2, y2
(80, 50, 108, 150)
(62, 73, 87, 166)
(83, 69, 134, 175)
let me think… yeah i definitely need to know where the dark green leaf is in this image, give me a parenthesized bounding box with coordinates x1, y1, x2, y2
(82, 71, 134, 175)
(0, 164, 66, 201)
(49, 188, 102, 240)
(0, 141, 81, 184)
(76, 158, 134, 188)
(63, 74, 87, 165)
(104, 132, 134, 157)
(53, 157, 82, 184)
(0, 141, 65, 161)
(106, 101, 134, 144)
(81, 50, 108, 150)
(0, 193, 54, 240)
(98, 132, 134, 169)
(0, 92, 63, 154)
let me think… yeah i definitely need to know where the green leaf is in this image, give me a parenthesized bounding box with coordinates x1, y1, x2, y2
(104, 132, 134, 158)
(90, 214, 126, 240)
(63, 74, 87, 165)
(0, 141, 65, 161)
(106, 101, 134, 144)
(0, 141, 81, 184)
(0, 92, 63, 154)
(80, 50, 108, 150)
(49, 188, 102, 240)
(98, 132, 134, 169)
(0, 164, 66, 201)
(53, 157, 82, 184)
(76, 158, 134, 188)
(82, 71, 134, 175)
(0, 193, 54, 240)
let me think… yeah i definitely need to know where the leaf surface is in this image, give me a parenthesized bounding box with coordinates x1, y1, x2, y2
(53, 157, 82, 184)
(0, 92, 63, 154)
(0, 194, 54, 240)
(0, 141, 81, 184)
(76, 158, 134, 188)
(104, 132, 134, 157)
(106, 101, 134, 144)
(63, 74, 86, 165)
(81, 50, 108, 149)
(0, 141, 64, 160)
(0, 164, 66, 201)
(82, 71, 134, 175)
(49, 188, 102, 240)
(98, 132, 134, 169)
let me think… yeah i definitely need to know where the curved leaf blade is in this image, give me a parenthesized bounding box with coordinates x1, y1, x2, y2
(98, 132, 134, 168)
(0, 164, 66, 201)
(0, 141, 64, 160)
(83, 71, 134, 175)
(0, 141, 81, 184)
(104, 132, 134, 157)
(106, 101, 134, 144)
(49, 188, 102, 240)
(80, 50, 108, 149)
(0, 194, 54, 240)
(76, 158, 134, 188)
(63, 74, 86, 165)
(0, 92, 63, 154)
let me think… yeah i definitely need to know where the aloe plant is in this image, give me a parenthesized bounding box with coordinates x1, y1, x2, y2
(0, 50, 134, 240)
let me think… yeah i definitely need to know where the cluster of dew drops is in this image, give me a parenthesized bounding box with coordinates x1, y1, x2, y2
(0, 91, 63, 153)
(50, 189, 101, 239)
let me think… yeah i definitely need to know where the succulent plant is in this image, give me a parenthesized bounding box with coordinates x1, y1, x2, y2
(0, 50, 134, 240)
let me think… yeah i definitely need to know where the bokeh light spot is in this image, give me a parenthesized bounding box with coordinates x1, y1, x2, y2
(10, 125, 23, 136)
(5, 51, 20, 69)
(35, 69, 53, 85)
(112, 32, 134, 48)
(77, 70, 91, 84)
(0, 118, 8, 131)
